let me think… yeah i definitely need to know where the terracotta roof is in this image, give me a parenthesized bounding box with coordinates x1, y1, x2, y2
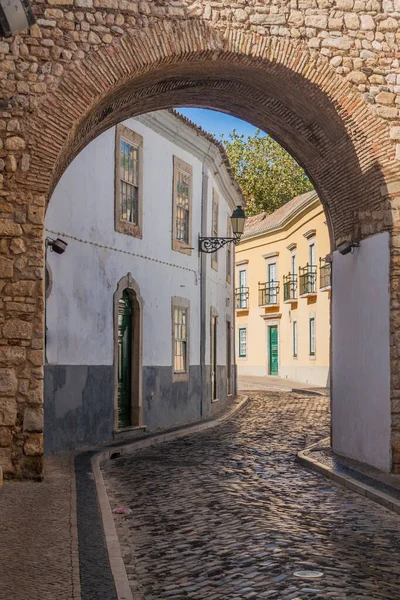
(169, 109, 245, 204)
(241, 190, 319, 239)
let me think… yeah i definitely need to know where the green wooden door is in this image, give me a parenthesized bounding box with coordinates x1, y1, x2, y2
(117, 291, 132, 428)
(269, 325, 279, 376)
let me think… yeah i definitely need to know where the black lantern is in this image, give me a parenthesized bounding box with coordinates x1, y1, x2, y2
(199, 205, 247, 254)
(230, 205, 246, 237)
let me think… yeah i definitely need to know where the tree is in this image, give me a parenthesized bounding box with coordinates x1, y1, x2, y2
(221, 130, 313, 216)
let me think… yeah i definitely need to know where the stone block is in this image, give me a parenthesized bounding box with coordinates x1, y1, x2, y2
(305, 15, 327, 29)
(4, 136, 25, 151)
(23, 406, 43, 432)
(24, 433, 43, 456)
(0, 346, 25, 365)
(360, 15, 375, 30)
(3, 319, 32, 340)
(0, 219, 22, 237)
(376, 91, 396, 105)
(0, 397, 17, 425)
(6, 280, 35, 297)
(0, 426, 12, 447)
(0, 370, 17, 397)
(0, 257, 13, 278)
(0, 447, 12, 475)
(27, 349, 43, 366)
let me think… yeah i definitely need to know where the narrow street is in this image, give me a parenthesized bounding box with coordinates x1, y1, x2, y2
(103, 392, 400, 600)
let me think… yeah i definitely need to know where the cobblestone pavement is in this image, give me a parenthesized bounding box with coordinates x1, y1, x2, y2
(103, 392, 400, 600)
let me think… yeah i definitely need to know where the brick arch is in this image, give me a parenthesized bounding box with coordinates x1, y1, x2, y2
(25, 20, 395, 245)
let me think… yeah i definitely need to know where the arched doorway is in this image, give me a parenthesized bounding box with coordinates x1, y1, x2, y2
(2, 19, 400, 477)
(114, 275, 143, 431)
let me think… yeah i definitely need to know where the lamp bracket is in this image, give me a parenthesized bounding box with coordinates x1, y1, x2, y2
(198, 235, 241, 254)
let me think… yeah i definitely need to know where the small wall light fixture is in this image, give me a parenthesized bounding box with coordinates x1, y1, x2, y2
(45, 237, 68, 255)
(337, 240, 360, 256)
(0, 0, 35, 38)
(199, 205, 247, 253)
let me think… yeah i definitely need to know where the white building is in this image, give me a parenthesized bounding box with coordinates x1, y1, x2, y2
(44, 110, 244, 453)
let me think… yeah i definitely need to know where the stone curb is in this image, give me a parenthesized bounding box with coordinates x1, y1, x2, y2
(92, 395, 251, 600)
(297, 438, 400, 515)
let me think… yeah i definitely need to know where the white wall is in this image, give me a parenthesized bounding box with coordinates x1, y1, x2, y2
(204, 175, 234, 366)
(45, 113, 235, 370)
(332, 231, 391, 471)
(46, 117, 203, 367)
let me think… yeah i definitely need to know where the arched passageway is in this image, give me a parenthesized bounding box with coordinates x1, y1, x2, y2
(2, 16, 400, 478)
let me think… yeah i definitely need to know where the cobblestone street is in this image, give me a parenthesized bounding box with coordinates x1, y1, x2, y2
(103, 392, 400, 600)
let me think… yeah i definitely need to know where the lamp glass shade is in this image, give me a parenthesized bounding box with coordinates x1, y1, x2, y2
(230, 205, 246, 236)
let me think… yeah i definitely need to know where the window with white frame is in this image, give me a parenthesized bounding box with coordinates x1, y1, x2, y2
(115, 125, 143, 238)
(172, 297, 190, 381)
(309, 316, 316, 356)
(293, 320, 298, 357)
(211, 189, 219, 270)
(238, 327, 247, 357)
(309, 238, 316, 292)
(172, 157, 192, 254)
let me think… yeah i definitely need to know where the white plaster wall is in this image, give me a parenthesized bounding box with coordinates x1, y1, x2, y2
(332, 231, 391, 471)
(46, 116, 203, 367)
(204, 175, 235, 367)
(279, 365, 329, 387)
(46, 113, 236, 370)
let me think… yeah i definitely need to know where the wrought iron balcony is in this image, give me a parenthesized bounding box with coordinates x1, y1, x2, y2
(319, 258, 331, 290)
(283, 273, 297, 302)
(299, 264, 317, 296)
(258, 281, 280, 306)
(235, 287, 249, 309)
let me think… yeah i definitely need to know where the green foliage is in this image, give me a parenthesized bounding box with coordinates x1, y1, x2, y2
(221, 130, 313, 216)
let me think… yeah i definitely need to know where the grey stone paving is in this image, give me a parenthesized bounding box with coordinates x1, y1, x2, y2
(103, 392, 400, 600)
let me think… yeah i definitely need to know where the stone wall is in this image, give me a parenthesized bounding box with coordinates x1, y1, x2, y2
(1, 1, 400, 475)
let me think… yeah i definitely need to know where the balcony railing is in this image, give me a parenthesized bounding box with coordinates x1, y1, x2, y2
(320, 258, 331, 290)
(283, 273, 297, 302)
(299, 264, 317, 296)
(235, 287, 249, 309)
(258, 281, 280, 306)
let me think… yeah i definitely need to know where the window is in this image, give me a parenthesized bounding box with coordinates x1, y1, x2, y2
(115, 125, 143, 238)
(239, 328, 247, 357)
(309, 239, 316, 293)
(226, 218, 232, 282)
(172, 297, 190, 381)
(211, 189, 219, 270)
(309, 316, 316, 356)
(267, 262, 278, 304)
(237, 268, 248, 308)
(172, 156, 192, 254)
(293, 320, 298, 357)
(291, 250, 296, 277)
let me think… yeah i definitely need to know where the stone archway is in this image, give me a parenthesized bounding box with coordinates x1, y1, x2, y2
(2, 14, 400, 477)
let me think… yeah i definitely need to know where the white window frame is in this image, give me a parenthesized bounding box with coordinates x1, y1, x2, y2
(115, 124, 143, 238)
(172, 156, 193, 255)
(293, 320, 298, 358)
(238, 327, 247, 358)
(309, 314, 316, 358)
(172, 297, 190, 382)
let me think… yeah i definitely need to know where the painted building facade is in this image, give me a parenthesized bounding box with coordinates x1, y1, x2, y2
(235, 191, 331, 387)
(44, 110, 243, 454)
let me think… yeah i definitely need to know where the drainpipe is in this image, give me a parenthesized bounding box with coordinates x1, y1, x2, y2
(199, 162, 209, 419)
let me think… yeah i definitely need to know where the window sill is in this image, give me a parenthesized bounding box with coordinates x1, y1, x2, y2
(172, 371, 190, 383)
(309, 354, 316, 361)
(115, 220, 142, 238)
(211, 398, 219, 403)
(172, 240, 192, 256)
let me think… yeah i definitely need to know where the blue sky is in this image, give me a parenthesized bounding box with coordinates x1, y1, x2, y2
(176, 107, 264, 139)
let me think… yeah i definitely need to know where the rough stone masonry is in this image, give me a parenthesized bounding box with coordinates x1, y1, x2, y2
(2, 0, 400, 477)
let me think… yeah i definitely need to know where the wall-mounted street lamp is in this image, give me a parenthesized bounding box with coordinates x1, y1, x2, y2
(337, 240, 360, 256)
(0, 0, 35, 38)
(45, 237, 68, 255)
(199, 205, 247, 253)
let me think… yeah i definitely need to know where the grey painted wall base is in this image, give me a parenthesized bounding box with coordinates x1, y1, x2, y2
(44, 365, 114, 454)
(45, 364, 233, 453)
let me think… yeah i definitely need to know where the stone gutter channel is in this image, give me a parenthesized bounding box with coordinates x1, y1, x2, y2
(75, 395, 250, 600)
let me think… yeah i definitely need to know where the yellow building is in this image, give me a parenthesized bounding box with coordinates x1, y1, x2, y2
(235, 190, 331, 387)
